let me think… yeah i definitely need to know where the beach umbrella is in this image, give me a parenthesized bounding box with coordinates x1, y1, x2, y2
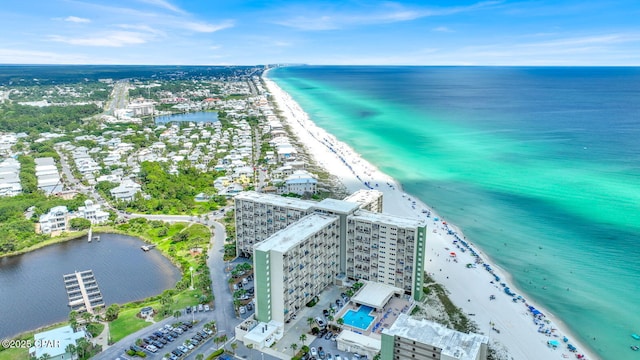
(450, 252, 456, 257)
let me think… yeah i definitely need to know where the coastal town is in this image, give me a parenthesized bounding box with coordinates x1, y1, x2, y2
(0, 66, 596, 360)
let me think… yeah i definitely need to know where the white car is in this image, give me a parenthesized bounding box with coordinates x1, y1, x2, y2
(239, 306, 246, 314)
(335, 355, 342, 360)
(310, 347, 318, 357)
(204, 304, 210, 311)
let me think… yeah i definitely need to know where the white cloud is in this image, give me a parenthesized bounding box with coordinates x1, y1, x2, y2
(180, 20, 234, 33)
(137, 0, 185, 14)
(275, 1, 501, 31)
(49, 31, 150, 47)
(433, 26, 454, 32)
(63, 16, 91, 23)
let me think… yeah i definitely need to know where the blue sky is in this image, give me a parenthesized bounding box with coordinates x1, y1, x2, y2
(0, 0, 638, 65)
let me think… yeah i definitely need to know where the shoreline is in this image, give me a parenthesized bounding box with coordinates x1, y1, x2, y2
(263, 71, 600, 360)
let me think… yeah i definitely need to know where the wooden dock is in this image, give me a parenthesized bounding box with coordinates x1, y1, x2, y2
(63, 270, 105, 314)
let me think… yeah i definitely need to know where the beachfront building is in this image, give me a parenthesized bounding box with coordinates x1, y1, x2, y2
(344, 189, 383, 213)
(29, 325, 87, 360)
(346, 212, 426, 300)
(234, 191, 316, 257)
(280, 170, 318, 195)
(380, 314, 488, 360)
(39, 206, 69, 235)
(234, 190, 427, 301)
(253, 213, 341, 324)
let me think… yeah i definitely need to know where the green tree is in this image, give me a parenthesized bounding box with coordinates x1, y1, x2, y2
(174, 310, 182, 320)
(299, 334, 307, 344)
(65, 344, 77, 359)
(307, 317, 314, 329)
(230, 342, 238, 354)
(290, 343, 298, 355)
(69, 217, 92, 230)
(105, 304, 120, 321)
(196, 354, 204, 360)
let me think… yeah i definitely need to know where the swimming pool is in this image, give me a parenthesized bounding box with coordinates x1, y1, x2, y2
(342, 305, 375, 330)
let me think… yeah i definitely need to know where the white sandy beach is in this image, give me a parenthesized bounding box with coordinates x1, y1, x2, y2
(263, 74, 600, 360)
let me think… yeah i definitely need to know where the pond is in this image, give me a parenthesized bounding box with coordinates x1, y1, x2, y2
(0, 233, 181, 339)
(154, 111, 219, 124)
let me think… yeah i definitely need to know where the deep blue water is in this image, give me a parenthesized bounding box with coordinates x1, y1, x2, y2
(270, 66, 640, 360)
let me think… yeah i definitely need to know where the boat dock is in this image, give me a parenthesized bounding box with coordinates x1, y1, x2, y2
(63, 270, 105, 314)
(87, 227, 100, 242)
(141, 244, 157, 251)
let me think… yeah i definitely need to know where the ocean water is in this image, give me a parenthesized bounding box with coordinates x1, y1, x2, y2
(269, 66, 640, 360)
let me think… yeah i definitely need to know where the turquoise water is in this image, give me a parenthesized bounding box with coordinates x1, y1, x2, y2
(269, 66, 640, 360)
(343, 305, 375, 330)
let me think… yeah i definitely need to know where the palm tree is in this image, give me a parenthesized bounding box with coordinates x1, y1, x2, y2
(219, 334, 228, 350)
(39, 353, 52, 360)
(230, 342, 238, 354)
(337, 318, 344, 326)
(174, 310, 182, 320)
(307, 317, 314, 329)
(299, 334, 307, 344)
(66, 343, 77, 360)
(81, 312, 92, 324)
(196, 354, 204, 360)
(76, 338, 89, 360)
(291, 343, 298, 355)
(247, 344, 254, 360)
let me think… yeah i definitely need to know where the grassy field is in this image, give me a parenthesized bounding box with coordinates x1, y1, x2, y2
(109, 308, 154, 343)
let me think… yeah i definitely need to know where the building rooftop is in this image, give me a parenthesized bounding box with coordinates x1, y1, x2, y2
(351, 210, 427, 229)
(34, 157, 56, 166)
(344, 189, 383, 208)
(30, 325, 86, 359)
(351, 281, 402, 310)
(383, 314, 488, 360)
(255, 213, 338, 253)
(316, 198, 360, 215)
(235, 191, 316, 212)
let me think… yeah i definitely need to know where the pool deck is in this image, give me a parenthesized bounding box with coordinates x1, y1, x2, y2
(337, 296, 411, 338)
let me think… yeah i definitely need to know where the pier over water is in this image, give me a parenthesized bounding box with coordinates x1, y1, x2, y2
(63, 270, 105, 314)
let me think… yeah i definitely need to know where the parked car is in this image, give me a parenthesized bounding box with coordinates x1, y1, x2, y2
(145, 345, 158, 353)
(246, 303, 253, 311)
(239, 306, 246, 314)
(178, 346, 188, 353)
(203, 328, 213, 335)
(323, 309, 330, 317)
(186, 306, 192, 314)
(327, 354, 333, 360)
(319, 349, 326, 359)
(198, 304, 204, 312)
(310, 347, 318, 357)
(204, 304, 210, 311)
(153, 341, 164, 349)
(315, 317, 326, 327)
(324, 331, 333, 340)
(242, 277, 248, 285)
(335, 355, 342, 360)
(190, 338, 200, 346)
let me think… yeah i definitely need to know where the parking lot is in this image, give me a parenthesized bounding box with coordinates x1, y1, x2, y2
(129, 317, 216, 360)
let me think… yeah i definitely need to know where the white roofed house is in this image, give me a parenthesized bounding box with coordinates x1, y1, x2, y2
(77, 200, 109, 224)
(39, 206, 69, 235)
(109, 179, 142, 202)
(280, 170, 318, 196)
